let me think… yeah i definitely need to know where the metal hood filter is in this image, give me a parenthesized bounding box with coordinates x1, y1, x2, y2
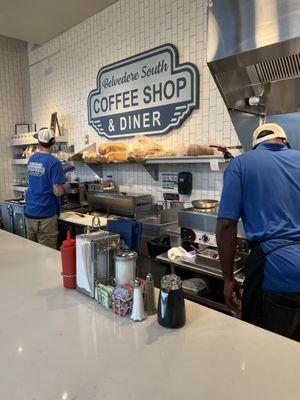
(207, 0, 300, 150)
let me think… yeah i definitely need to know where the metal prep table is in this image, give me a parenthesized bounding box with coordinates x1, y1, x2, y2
(156, 252, 245, 313)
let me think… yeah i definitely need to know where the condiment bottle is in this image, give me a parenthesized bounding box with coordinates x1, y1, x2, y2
(60, 230, 76, 289)
(144, 273, 156, 315)
(131, 278, 145, 322)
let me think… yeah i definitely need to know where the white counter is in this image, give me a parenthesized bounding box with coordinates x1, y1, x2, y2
(0, 229, 300, 400)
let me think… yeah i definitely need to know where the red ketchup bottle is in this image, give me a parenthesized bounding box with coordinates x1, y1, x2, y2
(60, 231, 76, 289)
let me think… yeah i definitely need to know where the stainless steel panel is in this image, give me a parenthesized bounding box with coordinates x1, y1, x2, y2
(208, 0, 300, 62)
(207, 0, 300, 150)
(87, 191, 153, 217)
(178, 208, 246, 239)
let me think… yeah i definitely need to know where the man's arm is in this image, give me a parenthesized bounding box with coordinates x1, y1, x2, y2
(53, 184, 65, 197)
(216, 218, 241, 313)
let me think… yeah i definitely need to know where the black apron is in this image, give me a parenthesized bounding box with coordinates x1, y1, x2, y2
(242, 237, 300, 326)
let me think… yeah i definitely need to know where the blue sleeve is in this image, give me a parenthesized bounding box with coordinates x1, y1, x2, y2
(50, 160, 65, 185)
(218, 159, 242, 222)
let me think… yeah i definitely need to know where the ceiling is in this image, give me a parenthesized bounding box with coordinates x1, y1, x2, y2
(0, 0, 118, 44)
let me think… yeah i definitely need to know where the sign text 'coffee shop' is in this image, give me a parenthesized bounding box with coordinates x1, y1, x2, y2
(88, 44, 199, 138)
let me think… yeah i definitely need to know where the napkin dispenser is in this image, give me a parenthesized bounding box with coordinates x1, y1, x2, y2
(76, 231, 120, 297)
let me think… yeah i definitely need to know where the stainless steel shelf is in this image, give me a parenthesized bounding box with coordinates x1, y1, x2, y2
(156, 253, 244, 284)
(12, 185, 28, 192)
(84, 155, 226, 181)
(10, 136, 68, 146)
(12, 159, 28, 165)
(144, 155, 226, 164)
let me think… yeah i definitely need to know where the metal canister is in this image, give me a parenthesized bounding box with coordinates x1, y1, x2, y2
(144, 273, 156, 315)
(115, 250, 137, 285)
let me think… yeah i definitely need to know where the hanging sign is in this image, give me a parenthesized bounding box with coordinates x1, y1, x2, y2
(88, 44, 199, 139)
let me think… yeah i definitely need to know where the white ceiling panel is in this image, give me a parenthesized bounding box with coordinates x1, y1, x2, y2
(0, 0, 118, 44)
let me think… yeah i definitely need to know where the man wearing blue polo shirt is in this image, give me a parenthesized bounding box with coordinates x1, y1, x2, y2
(217, 123, 300, 341)
(25, 128, 65, 249)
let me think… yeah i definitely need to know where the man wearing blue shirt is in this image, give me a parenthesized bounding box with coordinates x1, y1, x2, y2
(217, 123, 300, 341)
(25, 128, 65, 249)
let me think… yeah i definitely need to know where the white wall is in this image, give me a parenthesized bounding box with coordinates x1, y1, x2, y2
(0, 35, 30, 201)
(28, 0, 240, 202)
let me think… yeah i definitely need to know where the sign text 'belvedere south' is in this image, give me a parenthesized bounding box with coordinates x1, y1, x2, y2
(88, 44, 199, 138)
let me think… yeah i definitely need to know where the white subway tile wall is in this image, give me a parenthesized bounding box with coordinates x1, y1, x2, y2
(27, 0, 240, 202)
(0, 36, 29, 201)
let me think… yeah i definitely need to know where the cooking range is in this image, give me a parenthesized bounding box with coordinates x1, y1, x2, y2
(178, 205, 249, 278)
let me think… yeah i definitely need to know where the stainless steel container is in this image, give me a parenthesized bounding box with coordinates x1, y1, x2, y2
(86, 191, 155, 218)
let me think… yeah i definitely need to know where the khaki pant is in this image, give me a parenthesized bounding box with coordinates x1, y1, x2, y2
(25, 216, 58, 249)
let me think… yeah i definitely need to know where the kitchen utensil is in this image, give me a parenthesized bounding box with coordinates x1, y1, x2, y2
(75, 212, 85, 218)
(115, 250, 137, 285)
(157, 274, 186, 329)
(190, 244, 202, 255)
(92, 216, 101, 229)
(131, 278, 145, 321)
(191, 199, 219, 209)
(144, 273, 156, 315)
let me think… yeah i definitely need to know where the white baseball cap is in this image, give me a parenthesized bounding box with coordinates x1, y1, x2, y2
(33, 128, 55, 145)
(252, 123, 289, 148)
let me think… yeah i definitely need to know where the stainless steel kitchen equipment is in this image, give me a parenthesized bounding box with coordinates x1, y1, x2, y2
(178, 206, 249, 278)
(2, 199, 26, 237)
(86, 191, 155, 218)
(76, 231, 120, 297)
(87, 180, 117, 193)
(139, 208, 179, 283)
(207, 0, 300, 151)
(62, 181, 88, 210)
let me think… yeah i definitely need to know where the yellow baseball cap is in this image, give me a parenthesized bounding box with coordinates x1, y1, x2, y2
(252, 123, 288, 148)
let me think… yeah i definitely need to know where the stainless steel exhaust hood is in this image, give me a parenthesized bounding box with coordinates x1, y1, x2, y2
(207, 0, 300, 150)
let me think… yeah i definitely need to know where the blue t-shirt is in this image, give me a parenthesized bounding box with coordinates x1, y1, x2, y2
(218, 142, 300, 292)
(25, 152, 65, 218)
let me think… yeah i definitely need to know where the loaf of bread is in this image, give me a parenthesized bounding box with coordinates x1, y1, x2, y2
(105, 151, 128, 162)
(127, 150, 147, 162)
(186, 144, 215, 156)
(131, 137, 162, 153)
(82, 150, 103, 163)
(98, 142, 127, 155)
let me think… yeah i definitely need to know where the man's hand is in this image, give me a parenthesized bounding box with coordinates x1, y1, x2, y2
(224, 279, 241, 313)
